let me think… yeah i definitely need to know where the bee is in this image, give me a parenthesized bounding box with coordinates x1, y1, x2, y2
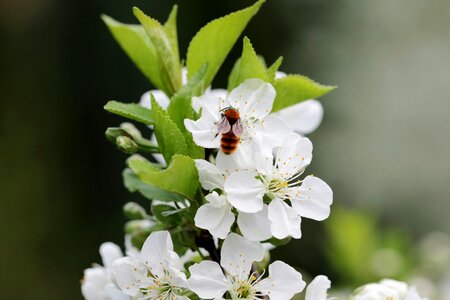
(216, 107, 243, 154)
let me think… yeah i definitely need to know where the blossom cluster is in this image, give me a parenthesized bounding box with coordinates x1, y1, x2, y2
(83, 2, 429, 300)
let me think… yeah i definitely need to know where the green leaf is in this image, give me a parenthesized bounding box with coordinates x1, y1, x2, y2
(266, 56, 283, 82)
(168, 65, 208, 159)
(133, 7, 181, 96)
(152, 205, 183, 226)
(227, 37, 268, 90)
(151, 95, 188, 163)
(104, 100, 153, 125)
(101, 15, 168, 94)
(186, 0, 265, 89)
(129, 154, 199, 201)
(123, 168, 183, 202)
(272, 75, 336, 112)
(164, 5, 180, 65)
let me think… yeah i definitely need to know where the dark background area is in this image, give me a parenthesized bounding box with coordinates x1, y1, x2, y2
(1, 0, 449, 299)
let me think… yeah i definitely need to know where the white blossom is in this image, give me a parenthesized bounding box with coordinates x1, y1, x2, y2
(111, 231, 189, 300)
(194, 159, 272, 241)
(305, 275, 333, 300)
(188, 233, 305, 299)
(82, 242, 129, 300)
(184, 78, 292, 169)
(353, 279, 429, 300)
(224, 132, 333, 239)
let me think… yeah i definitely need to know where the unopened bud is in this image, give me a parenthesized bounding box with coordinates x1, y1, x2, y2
(120, 122, 142, 140)
(125, 219, 154, 233)
(116, 136, 138, 154)
(105, 127, 126, 143)
(123, 202, 147, 220)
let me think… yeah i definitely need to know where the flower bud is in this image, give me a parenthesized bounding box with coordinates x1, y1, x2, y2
(105, 127, 126, 143)
(116, 136, 138, 154)
(120, 122, 142, 140)
(123, 202, 147, 220)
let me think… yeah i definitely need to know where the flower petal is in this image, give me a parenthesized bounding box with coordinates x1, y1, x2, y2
(228, 78, 275, 120)
(268, 198, 302, 239)
(195, 159, 225, 190)
(104, 284, 130, 300)
(82, 268, 110, 300)
(276, 100, 324, 135)
(216, 141, 255, 172)
(140, 231, 177, 276)
(254, 114, 292, 149)
(275, 133, 313, 179)
(184, 116, 221, 148)
(305, 275, 331, 300)
(195, 194, 235, 239)
(139, 90, 170, 110)
(254, 260, 306, 299)
(111, 257, 148, 297)
(224, 170, 265, 213)
(188, 261, 230, 299)
(237, 205, 272, 241)
(290, 175, 333, 221)
(220, 233, 264, 279)
(99, 242, 123, 269)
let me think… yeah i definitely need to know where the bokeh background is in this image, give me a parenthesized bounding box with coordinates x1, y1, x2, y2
(1, 0, 450, 299)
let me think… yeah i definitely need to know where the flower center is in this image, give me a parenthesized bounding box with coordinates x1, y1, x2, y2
(229, 271, 266, 300)
(137, 270, 181, 299)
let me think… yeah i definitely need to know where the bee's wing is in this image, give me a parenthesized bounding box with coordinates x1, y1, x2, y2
(232, 118, 244, 137)
(216, 116, 231, 137)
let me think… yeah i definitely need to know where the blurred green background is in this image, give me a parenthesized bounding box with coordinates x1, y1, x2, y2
(1, 0, 450, 299)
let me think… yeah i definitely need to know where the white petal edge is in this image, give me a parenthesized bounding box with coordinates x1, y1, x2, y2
(254, 260, 306, 299)
(237, 205, 272, 241)
(139, 90, 170, 110)
(195, 159, 225, 190)
(220, 233, 264, 279)
(305, 275, 331, 300)
(276, 100, 324, 135)
(228, 78, 275, 120)
(188, 261, 230, 299)
(99, 242, 123, 269)
(224, 170, 265, 213)
(290, 175, 333, 221)
(268, 198, 302, 239)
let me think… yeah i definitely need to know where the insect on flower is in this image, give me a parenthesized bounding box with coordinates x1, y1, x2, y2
(216, 107, 244, 154)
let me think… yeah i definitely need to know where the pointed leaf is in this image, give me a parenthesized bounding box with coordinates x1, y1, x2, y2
(123, 168, 183, 202)
(129, 154, 199, 201)
(101, 15, 168, 94)
(266, 56, 283, 82)
(227, 37, 268, 90)
(151, 95, 188, 163)
(104, 100, 153, 125)
(133, 7, 181, 95)
(186, 0, 265, 89)
(272, 75, 336, 112)
(164, 5, 180, 64)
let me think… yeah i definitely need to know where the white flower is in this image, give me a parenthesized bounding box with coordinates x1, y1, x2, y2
(353, 279, 428, 300)
(273, 71, 324, 135)
(305, 275, 333, 300)
(184, 78, 291, 168)
(82, 242, 129, 300)
(188, 233, 305, 299)
(111, 231, 189, 300)
(224, 133, 333, 239)
(194, 159, 272, 241)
